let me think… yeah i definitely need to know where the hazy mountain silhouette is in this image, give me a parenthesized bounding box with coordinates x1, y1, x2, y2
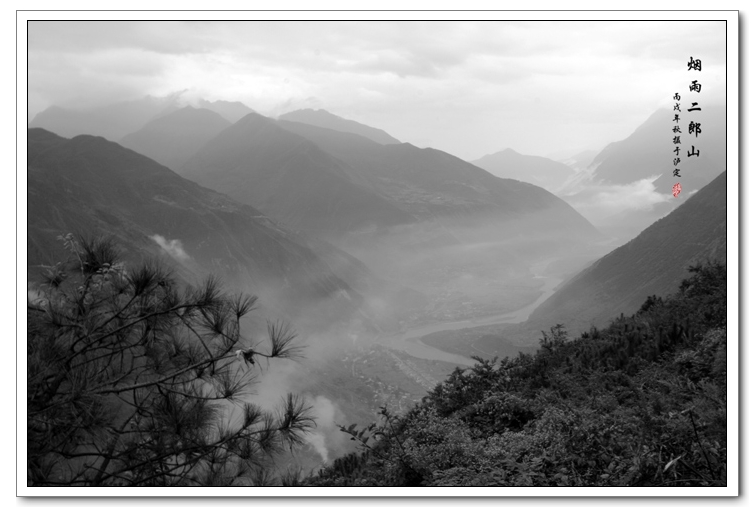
(527, 170, 727, 333)
(472, 148, 575, 191)
(197, 99, 256, 123)
(27, 128, 361, 314)
(29, 94, 258, 141)
(278, 109, 401, 145)
(29, 95, 183, 141)
(179, 113, 416, 240)
(120, 107, 232, 171)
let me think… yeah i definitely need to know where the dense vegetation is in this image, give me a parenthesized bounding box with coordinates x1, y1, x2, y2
(307, 262, 727, 487)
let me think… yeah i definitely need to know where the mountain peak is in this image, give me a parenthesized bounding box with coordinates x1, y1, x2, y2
(235, 111, 274, 125)
(195, 99, 256, 123)
(118, 106, 232, 171)
(285, 108, 337, 118)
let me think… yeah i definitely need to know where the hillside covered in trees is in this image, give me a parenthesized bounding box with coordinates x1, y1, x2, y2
(306, 262, 727, 487)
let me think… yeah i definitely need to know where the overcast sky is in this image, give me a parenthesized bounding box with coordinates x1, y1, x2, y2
(27, 20, 726, 160)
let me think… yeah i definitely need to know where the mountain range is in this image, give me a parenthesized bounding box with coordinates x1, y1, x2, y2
(29, 94, 255, 141)
(275, 117, 600, 242)
(26, 98, 729, 477)
(30, 101, 725, 338)
(172, 111, 600, 259)
(27, 128, 361, 318)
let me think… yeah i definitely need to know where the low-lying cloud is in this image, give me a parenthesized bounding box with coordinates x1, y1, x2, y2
(565, 176, 673, 224)
(304, 395, 350, 465)
(150, 234, 190, 262)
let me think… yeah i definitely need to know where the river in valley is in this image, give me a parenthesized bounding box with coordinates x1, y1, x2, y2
(378, 265, 564, 367)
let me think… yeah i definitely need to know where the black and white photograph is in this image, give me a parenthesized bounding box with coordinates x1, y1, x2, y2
(19, 9, 739, 497)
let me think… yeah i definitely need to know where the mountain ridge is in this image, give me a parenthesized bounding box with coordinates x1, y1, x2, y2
(279, 108, 401, 145)
(29, 94, 257, 141)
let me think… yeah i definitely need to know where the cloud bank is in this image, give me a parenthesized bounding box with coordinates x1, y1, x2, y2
(27, 20, 726, 160)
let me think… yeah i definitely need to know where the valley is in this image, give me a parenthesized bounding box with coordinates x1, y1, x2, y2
(324, 243, 616, 423)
